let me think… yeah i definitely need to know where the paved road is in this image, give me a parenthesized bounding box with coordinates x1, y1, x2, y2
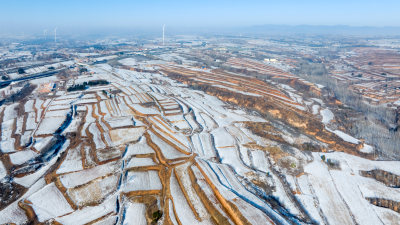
(0, 69, 64, 87)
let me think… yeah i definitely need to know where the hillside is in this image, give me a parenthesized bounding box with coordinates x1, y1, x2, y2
(0, 52, 399, 225)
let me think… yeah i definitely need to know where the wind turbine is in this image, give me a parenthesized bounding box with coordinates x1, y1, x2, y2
(54, 27, 57, 43)
(162, 24, 165, 46)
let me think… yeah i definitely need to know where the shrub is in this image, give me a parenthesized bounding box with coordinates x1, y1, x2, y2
(327, 158, 341, 169)
(152, 210, 162, 223)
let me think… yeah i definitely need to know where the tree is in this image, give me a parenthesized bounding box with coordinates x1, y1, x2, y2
(18, 68, 25, 74)
(79, 68, 88, 73)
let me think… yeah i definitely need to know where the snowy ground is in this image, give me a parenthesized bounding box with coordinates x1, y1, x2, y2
(1, 53, 399, 225)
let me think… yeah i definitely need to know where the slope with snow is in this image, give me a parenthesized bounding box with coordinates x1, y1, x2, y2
(0, 51, 398, 225)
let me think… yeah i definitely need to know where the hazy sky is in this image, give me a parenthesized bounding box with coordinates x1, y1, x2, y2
(1, 0, 400, 33)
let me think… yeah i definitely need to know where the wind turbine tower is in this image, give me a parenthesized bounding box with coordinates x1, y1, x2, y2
(54, 27, 57, 43)
(162, 24, 165, 45)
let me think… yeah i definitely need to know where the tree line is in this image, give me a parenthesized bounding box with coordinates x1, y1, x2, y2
(67, 79, 110, 92)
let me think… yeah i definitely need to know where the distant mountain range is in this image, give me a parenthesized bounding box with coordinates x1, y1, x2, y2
(242, 24, 400, 36)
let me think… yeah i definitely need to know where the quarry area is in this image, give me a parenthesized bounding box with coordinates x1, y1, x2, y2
(1, 36, 400, 225)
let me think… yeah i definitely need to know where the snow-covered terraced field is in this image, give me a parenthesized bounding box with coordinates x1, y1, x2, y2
(0, 54, 399, 225)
